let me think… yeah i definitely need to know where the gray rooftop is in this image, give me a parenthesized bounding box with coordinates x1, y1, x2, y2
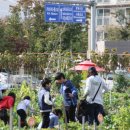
(105, 40, 130, 54)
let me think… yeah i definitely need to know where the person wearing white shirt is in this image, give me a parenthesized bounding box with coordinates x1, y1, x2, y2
(84, 67, 109, 125)
(17, 96, 33, 127)
(38, 78, 52, 128)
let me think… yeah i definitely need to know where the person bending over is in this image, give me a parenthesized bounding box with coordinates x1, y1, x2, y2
(17, 96, 34, 127)
(0, 92, 16, 125)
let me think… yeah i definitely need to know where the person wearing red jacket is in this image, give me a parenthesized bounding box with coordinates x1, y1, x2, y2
(0, 92, 16, 125)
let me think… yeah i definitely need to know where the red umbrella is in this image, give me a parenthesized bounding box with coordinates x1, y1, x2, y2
(78, 60, 96, 66)
(70, 65, 90, 71)
(70, 60, 105, 72)
(70, 65, 105, 72)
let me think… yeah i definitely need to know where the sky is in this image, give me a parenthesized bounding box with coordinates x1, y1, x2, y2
(0, 0, 17, 18)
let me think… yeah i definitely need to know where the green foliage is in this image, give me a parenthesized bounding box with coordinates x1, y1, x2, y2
(62, 24, 88, 52)
(102, 92, 130, 129)
(66, 71, 82, 90)
(54, 94, 63, 108)
(119, 52, 130, 69)
(114, 74, 130, 92)
(106, 27, 124, 41)
(91, 50, 129, 72)
(1, 82, 130, 129)
(106, 9, 130, 41)
(81, 71, 88, 80)
(109, 50, 118, 71)
(0, 0, 88, 53)
(112, 105, 130, 129)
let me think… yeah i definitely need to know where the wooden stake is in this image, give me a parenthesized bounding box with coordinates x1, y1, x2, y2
(82, 116, 85, 130)
(62, 102, 68, 130)
(18, 116, 21, 130)
(9, 107, 13, 130)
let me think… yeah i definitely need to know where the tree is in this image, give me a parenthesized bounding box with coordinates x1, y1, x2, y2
(119, 52, 130, 69)
(91, 49, 125, 72)
(114, 74, 130, 92)
(105, 10, 130, 41)
(109, 48, 118, 71)
(62, 24, 88, 52)
(0, 0, 88, 53)
(0, 20, 8, 52)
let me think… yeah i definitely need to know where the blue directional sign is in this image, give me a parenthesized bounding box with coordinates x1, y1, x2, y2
(45, 3, 86, 24)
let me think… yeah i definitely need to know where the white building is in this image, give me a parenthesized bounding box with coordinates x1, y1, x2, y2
(96, 0, 130, 42)
(0, 0, 17, 19)
(92, 0, 130, 54)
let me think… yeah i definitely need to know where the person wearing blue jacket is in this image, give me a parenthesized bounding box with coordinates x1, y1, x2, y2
(55, 72, 78, 122)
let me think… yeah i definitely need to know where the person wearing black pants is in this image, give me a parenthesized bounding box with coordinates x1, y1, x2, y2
(87, 103, 104, 125)
(55, 72, 78, 123)
(42, 112, 50, 128)
(38, 78, 52, 128)
(66, 105, 76, 122)
(0, 109, 9, 125)
(17, 109, 27, 127)
(84, 67, 109, 125)
(0, 92, 16, 125)
(17, 96, 33, 127)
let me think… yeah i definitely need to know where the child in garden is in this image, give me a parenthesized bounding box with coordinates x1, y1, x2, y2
(0, 92, 16, 125)
(38, 78, 53, 128)
(37, 108, 62, 129)
(49, 108, 63, 128)
(17, 96, 34, 127)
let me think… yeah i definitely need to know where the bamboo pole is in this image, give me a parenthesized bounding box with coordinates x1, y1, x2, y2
(18, 116, 21, 130)
(94, 121, 96, 130)
(9, 107, 13, 130)
(82, 116, 85, 130)
(62, 102, 68, 130)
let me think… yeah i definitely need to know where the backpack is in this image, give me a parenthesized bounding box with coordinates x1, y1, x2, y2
(76, 100, 89, 124)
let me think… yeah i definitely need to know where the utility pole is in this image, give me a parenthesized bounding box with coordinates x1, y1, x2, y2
(87, 0, 96, 59)
(90, 0, 96, 51)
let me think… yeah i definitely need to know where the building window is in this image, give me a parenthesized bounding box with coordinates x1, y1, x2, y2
(116, 8, 130, 24)
(104, 0, 110, 2)
(118, 0, 130, 1)
(97, 31, 107, 41)
(97, 9, 110, 25)
(126, 8, 130, 23)
(117, 0, 130, 2)
(97, 31, 104, 41)
(116, 9, 125, 24)
(96, 0, 110, 3)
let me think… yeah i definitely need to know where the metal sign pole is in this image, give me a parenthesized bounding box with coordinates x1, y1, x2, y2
(90, 0, 96, 52)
